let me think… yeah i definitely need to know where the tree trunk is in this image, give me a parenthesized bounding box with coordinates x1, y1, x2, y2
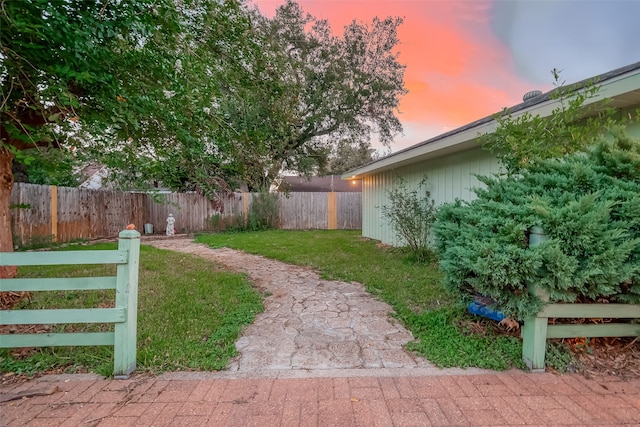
(0, 147, 17, 278)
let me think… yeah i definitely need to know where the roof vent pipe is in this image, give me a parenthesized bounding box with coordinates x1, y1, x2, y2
(522, 90, 543, 102)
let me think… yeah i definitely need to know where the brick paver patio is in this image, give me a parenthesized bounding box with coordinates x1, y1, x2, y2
(2, 370, 640, 426)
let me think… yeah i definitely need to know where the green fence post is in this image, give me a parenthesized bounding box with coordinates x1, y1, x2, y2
(113, 229, 141, 378)
(522, 225, 550, 372)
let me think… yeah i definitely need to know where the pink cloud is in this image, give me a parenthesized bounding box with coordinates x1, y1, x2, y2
(252, 0, 538, 150)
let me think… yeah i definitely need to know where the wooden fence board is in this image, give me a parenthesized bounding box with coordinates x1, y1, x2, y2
(337, 192, 362, 230)
(1, 332, 115, 348)
(10, 183, 361, 245)
(539, 303, 640, 318)
(0, 308, 126, 325)
(546, 323, 640, 339)
(2, 277, 117, 292)
(1, 250, 126, 265)
(1, 229, 141, 377)
(279, 192, 328, 230)
(10, 183, 52, 246)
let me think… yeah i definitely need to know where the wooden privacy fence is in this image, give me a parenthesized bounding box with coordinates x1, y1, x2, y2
(268, 192, 361, 230)
(10, 183, 361, 246)
(0, 229, 141, 378)
(522, 226, 640, 371)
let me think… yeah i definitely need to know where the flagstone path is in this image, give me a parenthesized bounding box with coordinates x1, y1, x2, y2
(144, 237, 437, 373)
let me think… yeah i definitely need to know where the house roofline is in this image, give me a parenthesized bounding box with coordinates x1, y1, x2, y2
(342, 61, 640, 180)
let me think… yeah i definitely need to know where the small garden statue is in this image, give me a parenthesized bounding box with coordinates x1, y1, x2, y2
(166, 214, 175, 236)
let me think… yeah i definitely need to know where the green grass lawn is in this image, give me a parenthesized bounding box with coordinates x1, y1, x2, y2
(196, 230, 525, 370)
(3, 230, 526, 376)
(197, 229, 448, 311)
(1, 243, 263, 377)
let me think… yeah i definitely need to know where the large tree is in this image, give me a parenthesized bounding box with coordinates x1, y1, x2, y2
(1, 0, 407, 266)
(0, 0, 250, 273)
(98, 0, 407, 192)
(1, 0, 150, 275)
(89, 1, 258, 196)
(216, 0, 406, 190)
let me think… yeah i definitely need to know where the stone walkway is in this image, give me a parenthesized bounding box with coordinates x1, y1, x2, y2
(144, 238, 434, 373)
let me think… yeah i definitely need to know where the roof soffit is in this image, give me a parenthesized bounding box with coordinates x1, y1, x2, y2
(342, 64, 640, 179)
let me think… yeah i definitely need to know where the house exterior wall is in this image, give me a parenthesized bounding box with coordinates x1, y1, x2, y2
(355, 63, 640, 247)
(627, 119, 640, 138)
(362, 116, 640, 247)
(362, 146, 500, 246)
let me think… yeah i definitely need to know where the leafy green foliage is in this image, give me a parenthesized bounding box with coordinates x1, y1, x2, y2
(544, 341, 580, 373)
(1, 0, 167, 150)
(221, 1, 406, 190)
(1, 244, 263, 376)
(434, 132, 640, 320)
(379, 177, 436, 262)
(0, 0, 241, 255)
(83, 0, 251, 196)
(481, 69, 620, 174)
(320, 140, 378, 176)
(13, 148, 80, 186)
(248, 192, 280, 231)
(1, 0, 407, 262)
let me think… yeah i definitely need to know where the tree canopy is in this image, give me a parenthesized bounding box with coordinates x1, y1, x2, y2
(0, 0, 172, 274)
(1, 0, 407, 272)
(107, 0, 407, 191)
(125, 0, 406, 191)
(321, 140, 378, 176)
(219, 0, 406, 190)
(1, 0, 241, 273)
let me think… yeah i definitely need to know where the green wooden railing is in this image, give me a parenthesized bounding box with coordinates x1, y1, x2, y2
(522, 226, 640, 371)
(0, 229, 141, 378)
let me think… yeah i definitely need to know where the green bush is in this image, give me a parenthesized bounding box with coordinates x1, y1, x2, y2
(248, 192, 280, 231)
(379, 176, 436, 262)
(433, 131, 640, 320)
(544, 341, 580, 373)
(209, 213, 246, 232)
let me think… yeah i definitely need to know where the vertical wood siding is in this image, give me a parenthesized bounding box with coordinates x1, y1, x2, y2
(627, 119, 640, 138)
(362, 147, 501, 246)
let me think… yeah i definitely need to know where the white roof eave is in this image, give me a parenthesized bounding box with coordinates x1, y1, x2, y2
(342, 67, 640, 180)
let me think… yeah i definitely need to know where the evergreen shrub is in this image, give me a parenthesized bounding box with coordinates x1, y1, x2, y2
(433, 131, 640, 320)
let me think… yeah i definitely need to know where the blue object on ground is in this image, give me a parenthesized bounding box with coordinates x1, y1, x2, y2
(467, 301, 505, 322)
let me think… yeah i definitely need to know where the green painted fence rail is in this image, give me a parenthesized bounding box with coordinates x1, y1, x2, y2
(0, 229, 140, 378)
(522, 226, 640, 371)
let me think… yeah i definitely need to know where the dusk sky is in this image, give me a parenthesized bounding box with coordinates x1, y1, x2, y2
(252, 0, 640, 153)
